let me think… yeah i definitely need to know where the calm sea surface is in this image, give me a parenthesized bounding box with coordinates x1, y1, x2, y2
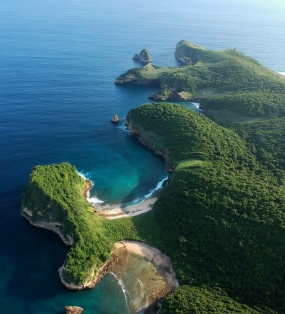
(0, 0, 285, 312)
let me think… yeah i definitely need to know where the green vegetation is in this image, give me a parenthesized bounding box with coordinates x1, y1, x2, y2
(139, 48, 151, 62)
(116, 40, 285, 121)
(175, 39, 206, 65)
(23, 40, 285, 312)
(114, 42, 285, 312)
(23, 102, 285, 312)
(161, 286, 261, 314)
(126, 104, 285, 313)
(206, 91, 285, 119)
(233, 118, 285, 171)
(22, 163, 113, 284)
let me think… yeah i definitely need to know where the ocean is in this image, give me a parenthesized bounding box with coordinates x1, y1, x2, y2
(0, 0, 285, 313)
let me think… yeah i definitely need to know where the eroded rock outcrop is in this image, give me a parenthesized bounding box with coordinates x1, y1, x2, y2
(133, 48, 151, 63)
(115, 73, 137, 84)
(65, 306, 83, 314)
(175, 39, 206, 65)
(148, 88, 192, 102)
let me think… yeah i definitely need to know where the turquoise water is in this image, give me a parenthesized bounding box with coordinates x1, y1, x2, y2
(1, 0, 285, 313)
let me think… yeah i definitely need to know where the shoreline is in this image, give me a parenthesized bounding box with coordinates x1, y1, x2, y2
(81, 172, 165, 219)
(116, 241, 179, 290)
(97, 195, 160, 219)
(99, 240, 178, 313)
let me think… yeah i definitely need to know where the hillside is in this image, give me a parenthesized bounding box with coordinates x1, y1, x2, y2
(126, 104, 285, 313)
(115, 40, 285, 123)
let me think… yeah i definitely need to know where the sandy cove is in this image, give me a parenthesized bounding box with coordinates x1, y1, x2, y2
(97, 196, 159, 219)
(80, 176, 179, 313)
(93, 240, 178, 314)
(116, 240, 179, 290)
(82, 175, 160, 219)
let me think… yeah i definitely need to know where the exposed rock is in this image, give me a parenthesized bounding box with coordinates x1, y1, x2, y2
(148, 90, 192, 102)
(133, 48, 151, 63)
(125, 118, 175, 173)
(175, 39, 206, 65)
(65, 306, 83, 314)
(115, 73, 137, 84)
(111, 114, 119, 123)
(176, 91, 192, 101)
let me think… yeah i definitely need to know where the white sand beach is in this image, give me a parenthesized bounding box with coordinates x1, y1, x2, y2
(97, 197, 158, 219)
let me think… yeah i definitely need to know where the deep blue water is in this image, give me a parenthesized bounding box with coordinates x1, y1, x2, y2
(1, 0, 285, 313)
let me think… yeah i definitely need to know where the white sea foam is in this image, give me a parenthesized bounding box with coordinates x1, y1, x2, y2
(279, 72, 285, 76)
(191, 102, 200, 108)
(117, 122, 130, 134)
(77, 171, 89, 181)
(87, 195, 104, 205)
(77, 171, 104, 205)
(109, 272, 129, 304)
(144, 175, 168, 200)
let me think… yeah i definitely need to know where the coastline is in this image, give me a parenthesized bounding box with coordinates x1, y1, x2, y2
(116, 241, 179, 291)
(97, 196, 159, 219)
(21, 208, 74, 246)
(97, 241, 178, 313)
(81, 171, 165, 219)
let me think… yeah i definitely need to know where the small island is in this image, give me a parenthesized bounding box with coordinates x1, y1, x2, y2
(65, 306, 83, 314)
(111, 113, 119, 123)
(132, 48, 151, 63)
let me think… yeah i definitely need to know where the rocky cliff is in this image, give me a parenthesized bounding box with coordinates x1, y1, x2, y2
(148, 88, 192, 102)
(175, 39, 206, 65)
(125, 114, 175, 173)
(133, 48, 152, 63)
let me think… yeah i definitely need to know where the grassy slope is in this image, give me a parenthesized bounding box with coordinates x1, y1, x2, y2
(116, 40, 285, 122)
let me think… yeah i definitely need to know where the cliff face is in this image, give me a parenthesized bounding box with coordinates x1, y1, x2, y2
(133, 48, 152, 63)
(175, 40, 206, 65)
(125, 114, 175, 173)
(148, 89, 192, 102)
(22, 181, 74, 246)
